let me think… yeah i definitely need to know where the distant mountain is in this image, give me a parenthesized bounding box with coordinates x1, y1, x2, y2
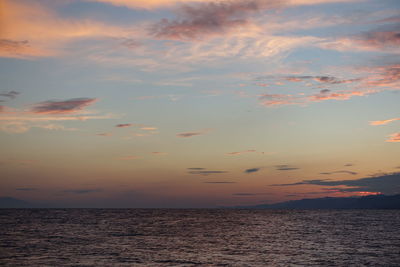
(236, 194, 400, 209)
(0, 197, 34, 208)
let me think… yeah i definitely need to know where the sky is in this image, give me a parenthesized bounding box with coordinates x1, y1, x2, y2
(0, 0, 399, 208)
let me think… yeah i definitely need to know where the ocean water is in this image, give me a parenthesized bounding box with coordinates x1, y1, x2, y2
(1, 209, 400, 266)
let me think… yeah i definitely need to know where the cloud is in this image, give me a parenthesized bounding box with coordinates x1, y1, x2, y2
(86, 0, 361, 10)
(15, 188, 37, 191)
(203, 181, 236, 184)
(85, 0, 224, 9)
(363, 64, 400, 88)
(344, 163, 354, 167)
(0, 0, 133, 59)
(96, 132, 113, 137)
(275, 165, 299, 171)
(232, 193, 257, 196)
(31, 98, 98, 115)
(115, 123, 134, 128)
(150, 0, 282, 40)
(151, 152, 167, 155)
(358, 30, 400, 50)
(141, 127, 158, 131)
(386, 133, 400, 143)
(244, 168, 260, 173)
(63, 189, 102, 194)
(226, 149, 257, 155)
(258, 87, 379, 107)
(176, 129, 210, 138)
(320, 170, 358, 175)
(319, 27, 400, 53)
(187, 168, 228, 176)
(271, 172, 400, 195)
(0, 91, 20, 100)
(284, 75, 360, 84)
(119, 156, 140, 160)
(369, 118, 400, 126)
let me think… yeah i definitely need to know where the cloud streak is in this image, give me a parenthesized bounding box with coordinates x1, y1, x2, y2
(244, 168, 260, 173)
(320, 170, 358, 175)
(386, 133, 400, 143)
(187, 168, 228, 176)
(0, 91, 20, 100)
(275, 165, 299, 171)
(31, 98, 98, 114)
(176, 129, 210, 138)
(369, 118, 400, 126)
(271, 172, 400, 195)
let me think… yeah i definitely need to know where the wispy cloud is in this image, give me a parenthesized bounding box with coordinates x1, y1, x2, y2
(369, 118, 400, 126)
(284, 75, 360, 84)
(31, 98, 97, 114)
(320, 170, 358, 175)
(226, 149, 257, 155)
(115, 123, 134, 128)
(275, 165, 299, 171)
(63, 189, 102, 194)
(187, 168, 228, 176)
(0, 0, 134, 59)
(271, 172, 400, 195)
(151, 152, 168, 155)
(386, 133, 400, 143)
(176, 129, 211, 138)
(150, 0, 280, 41)
(244, 168, 260, 173)
(15, 188, 37, 191)
(119, 156, 140, 160)
(86, 0, 361, 10)
(203, 181, 236, 184)
(96, 132, 113, 137)
(0, 91, 20, 100)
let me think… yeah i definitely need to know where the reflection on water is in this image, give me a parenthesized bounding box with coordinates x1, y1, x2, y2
(1, 209, 400, 266)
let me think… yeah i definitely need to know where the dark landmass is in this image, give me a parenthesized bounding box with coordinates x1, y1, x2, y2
(234, 194, 400, 209)
(0, 197, 34, 208)
(1, 194, 400, 209)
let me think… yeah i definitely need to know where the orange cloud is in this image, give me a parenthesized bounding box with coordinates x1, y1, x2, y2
(0, 0, 131, 58)
(369, 118, 400, 126)
(0, 98, 112, 133)
(87, 0, 362, 10)
(363, 64, 400, 88)
(386, 133, 400, 143)
(308, 89, 378, 102)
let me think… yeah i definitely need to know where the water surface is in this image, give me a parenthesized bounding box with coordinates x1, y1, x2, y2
(1, 209, 399, 266)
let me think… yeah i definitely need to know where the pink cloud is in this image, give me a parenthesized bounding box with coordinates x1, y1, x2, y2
(369, 118, 400, 126)
(151, 152, 168, 155)
(386, 133, 400, 143)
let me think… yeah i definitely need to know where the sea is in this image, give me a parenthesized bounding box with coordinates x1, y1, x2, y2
(1, 209, 399, 266)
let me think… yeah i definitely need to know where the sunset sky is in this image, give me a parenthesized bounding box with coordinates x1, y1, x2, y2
(0, 0, 399, 208)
